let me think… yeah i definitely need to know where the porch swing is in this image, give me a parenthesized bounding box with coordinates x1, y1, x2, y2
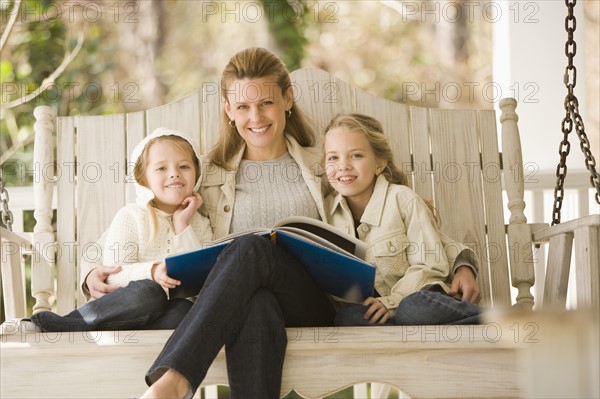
(1, 1, 598, 398)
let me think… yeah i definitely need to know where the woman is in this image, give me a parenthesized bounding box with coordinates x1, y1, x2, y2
(141, 47, 336, 398)
(140, 47, 480, 399)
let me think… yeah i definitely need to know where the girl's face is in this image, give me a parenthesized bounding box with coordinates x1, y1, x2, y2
(143, 141, 197, 214)
(224, 76, 293, 160)
(325, 127, 387, 213)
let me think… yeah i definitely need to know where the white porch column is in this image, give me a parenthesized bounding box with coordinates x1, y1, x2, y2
(493, 0, 590, 175)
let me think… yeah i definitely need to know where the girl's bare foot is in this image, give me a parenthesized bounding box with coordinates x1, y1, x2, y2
(140, 369, 191, 399)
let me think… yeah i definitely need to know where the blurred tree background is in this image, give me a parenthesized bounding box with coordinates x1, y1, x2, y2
(2, 0, 599, 189)
(1, 0, 498, 189)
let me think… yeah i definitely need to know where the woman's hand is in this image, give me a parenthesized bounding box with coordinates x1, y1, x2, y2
(173, 192, 203, 234)
(85, 266, 122, 299)
(151, 261, 181, 289)
(362, 296, 391, 324)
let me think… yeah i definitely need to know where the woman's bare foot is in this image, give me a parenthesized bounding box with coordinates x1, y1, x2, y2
(140, 369, 191, 399)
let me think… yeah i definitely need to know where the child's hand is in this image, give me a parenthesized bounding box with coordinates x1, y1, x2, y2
(362, 297, 391, 324)
(151, 261, 181, 289)
(449, 265, 481, 304)
(173, 192, 203, 234)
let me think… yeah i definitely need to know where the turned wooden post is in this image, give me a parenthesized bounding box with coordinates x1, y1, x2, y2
(31, 106, 56, 314)
(500, 98, 535, 309)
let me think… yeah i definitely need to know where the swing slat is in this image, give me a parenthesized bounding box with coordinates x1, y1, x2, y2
(428, 109, 491, 304)
(0, 229, 28, 319)
(56, 116, 77, 312)
(479, 109, 511, 307)
(126, 111, 146, 204)
(408, 106, 432, 199)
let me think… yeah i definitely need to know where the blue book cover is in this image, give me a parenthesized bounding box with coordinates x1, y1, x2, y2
(273, 231, 375, 302)
(166, 218, 375, 302)
(165, 240, 231, 299)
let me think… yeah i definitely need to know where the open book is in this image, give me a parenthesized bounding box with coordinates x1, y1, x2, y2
(166, 216, 375, 302)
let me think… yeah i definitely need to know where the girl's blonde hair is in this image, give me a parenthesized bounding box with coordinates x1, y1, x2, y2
(324, 113, 438, 222)
(209, 47, 315, 169)
(133, 135, 200, 241)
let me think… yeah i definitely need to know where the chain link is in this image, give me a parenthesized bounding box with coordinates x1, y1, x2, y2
(552, 0, 600, 225)
(0, 168, 14, 231)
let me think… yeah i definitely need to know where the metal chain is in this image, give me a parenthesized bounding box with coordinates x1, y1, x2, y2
(0, 168, 14, 231)
(552, 0, 600, 225)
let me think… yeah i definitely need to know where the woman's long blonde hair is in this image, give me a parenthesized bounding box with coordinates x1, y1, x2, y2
(209, 47, 315, 169)
(134, 135, 200, 241)
(324, 113, 438, 223)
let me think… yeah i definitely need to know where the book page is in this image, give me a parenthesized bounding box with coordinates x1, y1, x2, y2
(274, 216, 367, 259)
(209, 227, 271, 245)
(274, 228, 359, 260)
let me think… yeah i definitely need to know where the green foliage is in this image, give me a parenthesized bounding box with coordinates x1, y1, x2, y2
(1, 1, 62, 185)
(260, 0, 309, 71)
(0, 0, 130, 186)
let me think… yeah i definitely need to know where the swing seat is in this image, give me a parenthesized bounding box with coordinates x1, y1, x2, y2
(1, 68, 598, 398)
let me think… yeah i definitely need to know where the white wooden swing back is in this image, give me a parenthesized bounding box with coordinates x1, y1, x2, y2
(1, 68, 598, 398)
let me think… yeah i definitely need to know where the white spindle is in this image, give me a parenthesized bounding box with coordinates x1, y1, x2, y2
(31, 106, 56, 313)
(500, 98, 535, 309)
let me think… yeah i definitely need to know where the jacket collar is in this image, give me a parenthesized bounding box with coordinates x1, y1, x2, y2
(285, 135, 327, 221)
(361, 174, 389, 226)
(200, 134, 326, 213)
(328, 174, 389, 227)
(200, 134, 309, 183)
(285, 135, 324, 175)
(231, 134, 312, 168)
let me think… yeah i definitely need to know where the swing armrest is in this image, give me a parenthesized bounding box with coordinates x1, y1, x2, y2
(1, 228, 32, 319)
(532, 215, 600, 243)
(532, 215, 599, 309)
(1, 226, 55, 320)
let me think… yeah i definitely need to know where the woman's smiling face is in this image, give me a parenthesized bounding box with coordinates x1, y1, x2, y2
(224, 76, 293, 161)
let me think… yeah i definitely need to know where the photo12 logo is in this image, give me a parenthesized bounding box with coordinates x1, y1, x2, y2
(1, 81, 140, 105)
(199, 1, 339, 23)
(1, 160, 141, 186)
(400, 1, 540, 24)
(1, 1, 140, 24)
(401, 81, 540, 104)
